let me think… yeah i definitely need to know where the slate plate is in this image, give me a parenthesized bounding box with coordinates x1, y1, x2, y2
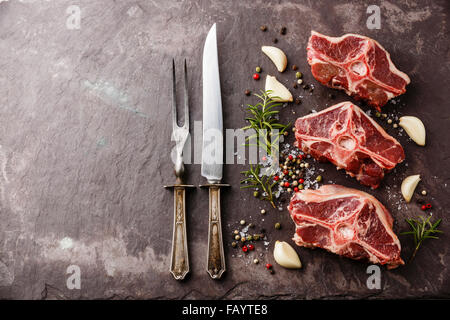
(0, 0, 448, 299)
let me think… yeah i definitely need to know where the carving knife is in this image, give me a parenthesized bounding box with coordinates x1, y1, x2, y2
(201, 23, 228, 279)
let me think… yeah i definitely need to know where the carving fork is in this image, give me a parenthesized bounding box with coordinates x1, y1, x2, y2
(164, 59, 194, 280)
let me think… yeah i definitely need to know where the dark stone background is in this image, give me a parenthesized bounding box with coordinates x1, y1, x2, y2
(0, 0, 449, 299)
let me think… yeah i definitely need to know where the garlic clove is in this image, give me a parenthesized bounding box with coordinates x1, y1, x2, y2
(273, 240, 302, 269)
(262, 46, 288, 72)
(265, 75, 293, 102)
(399, 116, 426, 146)
(401, 174, 421, 203)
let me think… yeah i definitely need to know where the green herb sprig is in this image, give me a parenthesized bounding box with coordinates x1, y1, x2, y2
(241, 164, 277, 208)
(240, 90, 290, 208)
(401, 215, 443, 263)
(242, 90, 290, 155)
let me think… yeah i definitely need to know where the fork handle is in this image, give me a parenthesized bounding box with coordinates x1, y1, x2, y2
(205, 185, 227, 279)
(170, 186, 189, 280)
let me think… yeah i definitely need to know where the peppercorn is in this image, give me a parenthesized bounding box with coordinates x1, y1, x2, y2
(294, 187, 299, 192)
(248, 244, 255, 251)
(265, 263, 272, 269)
(297, 79, 303, 85)
(235, 235, 240, 241)
(375, 112, 381, 118)
(273, 176, 279, 181)
(284, 182, 290, 188)
(275, 222, 281, 230)
(255, 66, 261, 73)
(387, 119, 393, 124)
(253, 234, 260, 241)
(231, 242, 237, 248)
(261, 209, 266, 214)
(421, 190, 427, 196)
(253, 258, 259, 264)
(245, 89, 251, 96)
(295, 72, 302, 79)
(253, 191, 259, 197)
(316, 175, 323, 182)
(233, 230, 239, 235)
(298, 178, 304, 184)
(393, 123, 398, 128)
(253, 73, 260, 80)
(298, 184, 304, 190)
(240, 219, 246, 225)
(260, 25, 267, 32)
(421, 205, 427, 211)
(304, 163, 310, 168)
(280, 26, 287, 35)
(426, 203, 432, 209)
(242, 245, 248, 253)
(283, 131, 288, 136)
(292, 64, 298, 71)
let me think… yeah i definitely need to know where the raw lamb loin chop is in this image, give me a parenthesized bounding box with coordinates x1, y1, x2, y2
(294, 101, 404, 189)
(288, 184, 404, 269)
(307, 31, 410, 110)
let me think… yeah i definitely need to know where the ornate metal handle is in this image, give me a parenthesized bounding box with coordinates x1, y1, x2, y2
(206, 185, 226, 279)
(169, 186, 190, 280)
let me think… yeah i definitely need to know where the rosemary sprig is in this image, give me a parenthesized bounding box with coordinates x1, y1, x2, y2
(241, 164, 277, 208)
(240, 90, 290, 207)
(242, 90, 290, 155)
(400, 215, 443, 263)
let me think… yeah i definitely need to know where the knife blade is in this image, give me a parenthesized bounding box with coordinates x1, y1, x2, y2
(201, 23, 228, 279)
(201, 23, 223, 184)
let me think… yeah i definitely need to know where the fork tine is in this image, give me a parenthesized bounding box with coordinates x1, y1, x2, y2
(183, 59, 189, 130)
(171, 58, 178, 130)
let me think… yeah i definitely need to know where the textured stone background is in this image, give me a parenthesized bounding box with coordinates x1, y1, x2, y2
(0, 0, 449, 299)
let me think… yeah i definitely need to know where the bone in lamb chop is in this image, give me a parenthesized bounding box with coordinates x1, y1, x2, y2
(307, 31, 410, 110)
(294, 101, 404, 189)
(288, 184, 404, 269)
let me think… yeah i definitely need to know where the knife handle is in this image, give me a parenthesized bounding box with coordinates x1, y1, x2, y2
(206, 185, 226, 279)
(169, 186, 190, 280)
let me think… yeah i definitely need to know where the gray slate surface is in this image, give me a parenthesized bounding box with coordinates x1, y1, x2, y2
(0, 0, 449, 299)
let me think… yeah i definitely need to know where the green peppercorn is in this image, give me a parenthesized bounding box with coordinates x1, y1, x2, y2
(253, 191, 259, 197)
(275, 222, 281, 230)
(316, 175, 323, 182)
(253, 234, 260, 241)
(255, 66, 261, 73)
(375, 112, 381, 118)
(295, 72, 302, 79)
(247, 235, 253, 241)
(231, 242, 237, 248)
(298, 184, 304, 190)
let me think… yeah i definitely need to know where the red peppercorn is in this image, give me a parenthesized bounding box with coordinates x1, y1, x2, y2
(283, 169, 288, 175)
(294, 187, 299, 192)
(426, 203, 432, 209)
(274, 176, 279, 181)
(253, 73, 260, 80)
(298, 178, 304, 184)
(262, 156, 267, 161)
(421, 205, 427, 211)
(288, 155, 293, 160)
(242, 245, 248, 253)
(248, 244, 255, 251)
(297, 154, 303, 160)
(284, 182, 290, 187)
(265, 263, 272, 269)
